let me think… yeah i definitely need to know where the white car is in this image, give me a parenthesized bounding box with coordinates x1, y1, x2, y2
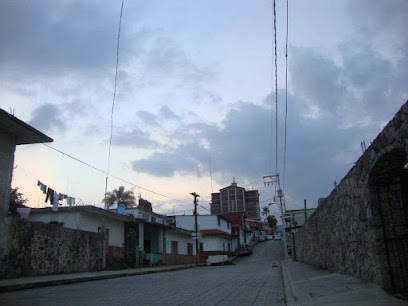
(266, 235, 273, 240)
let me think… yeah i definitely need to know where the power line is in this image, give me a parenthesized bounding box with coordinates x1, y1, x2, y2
(42, 143, 186, 203)
(283, 0, 289, 194)
(105, 0, 125, 208)
(273, 0, 279, 175)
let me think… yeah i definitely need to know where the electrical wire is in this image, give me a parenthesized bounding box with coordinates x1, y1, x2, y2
(283, 0, 289, 195)
(273, 0, 279, 175)
(105, 0, 125, 207)
(42, 143, 187, 203)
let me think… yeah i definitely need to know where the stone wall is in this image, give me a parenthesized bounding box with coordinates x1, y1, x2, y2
(294, 101, 408, 292)
(5, 220, 103, 277)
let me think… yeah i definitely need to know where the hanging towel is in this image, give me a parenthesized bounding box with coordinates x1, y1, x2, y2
(45, 188, 55, 204)
(52, 193, 59, 211)
(37, 181, 47, 194)
(54, 191, 59, 206)
(67, 196, 72, 207)
(59, 193, 64, 201)
(72, 197, 75, 205)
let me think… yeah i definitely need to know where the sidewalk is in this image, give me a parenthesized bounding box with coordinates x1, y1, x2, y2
(0, 264, 201, 293)
(282, 260, 406, 305)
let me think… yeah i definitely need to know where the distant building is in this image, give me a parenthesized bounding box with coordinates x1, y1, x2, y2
(210, 179, 260, 220)
(171, 215, 234, 262)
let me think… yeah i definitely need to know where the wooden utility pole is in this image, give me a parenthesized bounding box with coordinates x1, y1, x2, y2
(191, 192, 200, 264)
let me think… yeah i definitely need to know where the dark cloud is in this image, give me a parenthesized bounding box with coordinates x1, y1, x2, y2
(112, 127, 159, 149)
(159, 105, 179, 120)
(136, 110, 160, 127)
(28, 103, 65, 133)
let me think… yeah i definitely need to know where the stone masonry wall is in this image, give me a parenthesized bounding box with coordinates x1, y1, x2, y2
(5, 220, 103, 277)
(294, 101, 408, 289)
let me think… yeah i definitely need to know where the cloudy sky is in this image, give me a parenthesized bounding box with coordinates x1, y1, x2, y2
(1, 0, 407, 219)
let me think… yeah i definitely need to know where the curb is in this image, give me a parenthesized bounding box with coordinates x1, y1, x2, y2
(281, 260, 297, 306)
(0, 265, 201, 293)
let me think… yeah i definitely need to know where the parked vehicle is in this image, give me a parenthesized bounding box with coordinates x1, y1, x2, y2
(273, 234, 282, 240)
(266, 234, 273, 240)
(259, 235, 266, 242)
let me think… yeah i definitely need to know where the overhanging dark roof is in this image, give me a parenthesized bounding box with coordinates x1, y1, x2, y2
(0, 108, 53, 145)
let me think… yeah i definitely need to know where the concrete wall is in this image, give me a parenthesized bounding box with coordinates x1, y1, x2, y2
(175, 215, 231, 233)
(0, 132, 16, 275)
(28, 211, 81, 230)
(0, 132, 15, 218)
(202, 236, 232, 252)
(6, 220, 103, 277)
(79, 212, 124, 248)
(294, 101, 408, 293)
(28, 211, 125, 248)
(124, 208, 167, 225)
(165, 229, 196, 255)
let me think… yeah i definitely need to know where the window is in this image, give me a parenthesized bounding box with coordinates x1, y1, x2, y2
(218, 217, 221, 226)
(229, 200, 235, 212)
(151, 216, 156, 223)
(227, 222, 230, 229)
(187, 243, 193, 255)
(228, 243, 231, 252)
(199, 242, 204, 251)
(171, 241, 178, 255)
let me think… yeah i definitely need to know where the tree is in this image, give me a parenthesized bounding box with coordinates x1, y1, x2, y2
(261, 206, 270, 217)
(267, 215, 278, 230)
(103, 186, 136, 208)
(9, 187, 28, 216)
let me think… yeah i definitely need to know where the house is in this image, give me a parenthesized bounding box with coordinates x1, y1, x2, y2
(172, 215, 235, 262)
(246, 219, 268, 242)
(113, 197, 197, 266)
(220, 212, 252, 254)
(163, 227, 196, 265)
(0, 108, 53, 274)
(210, 179, 260, 220)
(27, 206, 141, 259)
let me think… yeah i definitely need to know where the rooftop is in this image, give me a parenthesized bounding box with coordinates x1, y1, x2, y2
(0, 108, 53, 145)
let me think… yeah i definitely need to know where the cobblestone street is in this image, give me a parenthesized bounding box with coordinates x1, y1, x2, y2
(2, 241, 284, 305)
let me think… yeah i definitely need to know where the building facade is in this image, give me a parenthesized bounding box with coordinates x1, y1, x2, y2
(172, 215, 235, 262)
(210, 179, 260, 220)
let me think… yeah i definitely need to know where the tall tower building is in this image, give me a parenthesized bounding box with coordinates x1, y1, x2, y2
(210, 178, 260, 220)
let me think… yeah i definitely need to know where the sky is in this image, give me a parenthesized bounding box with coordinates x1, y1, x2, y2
(1, 0, 407, 221)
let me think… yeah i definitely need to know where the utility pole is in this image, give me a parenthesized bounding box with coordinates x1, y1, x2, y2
(191, 192, 200, 264)
(263, 174, 288, 259)
(304, 199, 307, 224)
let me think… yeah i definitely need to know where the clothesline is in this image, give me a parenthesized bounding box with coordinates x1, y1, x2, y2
(37, 180, 75, 211)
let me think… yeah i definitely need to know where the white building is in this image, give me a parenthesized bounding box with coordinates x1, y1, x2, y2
(27, 206, 136, 258)
(173, 215, 236, 261)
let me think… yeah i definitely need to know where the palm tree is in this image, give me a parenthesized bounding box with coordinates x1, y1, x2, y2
(103, 186, 136, 209)
(262, 206, 270, 217)
(267, 215, 278, 230)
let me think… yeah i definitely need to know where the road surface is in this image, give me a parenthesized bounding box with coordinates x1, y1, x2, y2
(2, 240, 285, 305)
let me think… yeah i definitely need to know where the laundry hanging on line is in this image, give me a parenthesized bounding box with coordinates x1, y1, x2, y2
(38, 180, 76, 210)
(37, 181, 47, 194)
